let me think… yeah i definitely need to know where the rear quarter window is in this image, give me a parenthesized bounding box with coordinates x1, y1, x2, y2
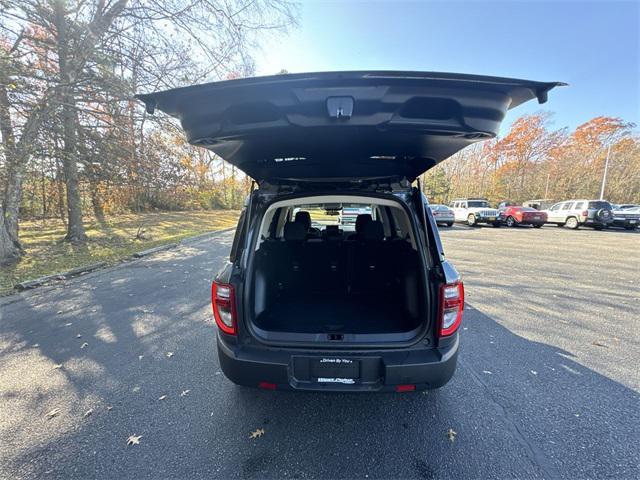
(229, 209, 247, 263)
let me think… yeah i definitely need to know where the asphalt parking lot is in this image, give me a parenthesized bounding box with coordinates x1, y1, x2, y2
(0, 225, 638, 479)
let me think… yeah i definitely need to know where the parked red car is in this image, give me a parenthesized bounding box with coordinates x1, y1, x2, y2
(500, 206, 547, 227)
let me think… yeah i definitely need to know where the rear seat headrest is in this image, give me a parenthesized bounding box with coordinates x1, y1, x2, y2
(355, 214, 372, 232)
(362, 220, 384, 241)
(323, 225, 341, 240)
(294, 211, 312, 230)
(283, 221, 306, 241)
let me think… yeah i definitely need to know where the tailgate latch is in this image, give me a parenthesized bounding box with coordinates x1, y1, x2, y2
(327, 96, 354, 119)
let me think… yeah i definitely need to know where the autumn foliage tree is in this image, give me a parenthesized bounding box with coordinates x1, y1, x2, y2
(423, 114, 639, 205)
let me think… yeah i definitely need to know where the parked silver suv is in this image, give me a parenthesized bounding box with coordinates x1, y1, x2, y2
(543, 200, 613, 229)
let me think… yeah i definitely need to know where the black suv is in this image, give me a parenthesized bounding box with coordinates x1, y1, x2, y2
(137, 71, 562, 392)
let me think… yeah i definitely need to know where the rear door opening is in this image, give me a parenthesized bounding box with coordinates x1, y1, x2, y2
(247, 194, 429, 345)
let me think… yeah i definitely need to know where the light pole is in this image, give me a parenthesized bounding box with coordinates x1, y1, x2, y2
(599, 145, 611, 200)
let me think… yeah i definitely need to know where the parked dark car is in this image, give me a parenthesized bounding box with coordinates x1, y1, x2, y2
(500, 206, 547, 227)
(611, 205, 640, 230)
(137, 71, 561, 392)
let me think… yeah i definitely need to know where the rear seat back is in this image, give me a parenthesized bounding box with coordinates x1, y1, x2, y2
(257, 219, 415, 299)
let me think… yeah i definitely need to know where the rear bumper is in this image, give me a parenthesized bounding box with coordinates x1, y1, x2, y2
(519, 216, 546, 225)
(217, 334, 459, 392)
(612, 218, 639, 228)
(584, 218, 613, 227)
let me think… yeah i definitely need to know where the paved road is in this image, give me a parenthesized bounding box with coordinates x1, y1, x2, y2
(1, 226, 638, 479)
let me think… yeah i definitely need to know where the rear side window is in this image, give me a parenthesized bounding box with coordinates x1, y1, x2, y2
(588, 201, 611, 209)
(574, 202, 585, 210)
(561, 203, 572, 210)
(229, 209, 247, 264)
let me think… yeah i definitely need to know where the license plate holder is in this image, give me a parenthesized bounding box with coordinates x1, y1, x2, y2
(310, 358, 360, 381)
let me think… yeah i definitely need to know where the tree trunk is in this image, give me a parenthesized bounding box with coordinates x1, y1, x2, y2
(55, 0, 87, 243)
(0, 50, 23, 259)
(55, 155, 67, 223)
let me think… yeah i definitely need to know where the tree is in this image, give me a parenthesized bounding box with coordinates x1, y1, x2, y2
(0, 0, 298, 261)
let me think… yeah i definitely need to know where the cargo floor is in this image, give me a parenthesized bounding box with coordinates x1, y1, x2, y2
(254, 294, 418, 334)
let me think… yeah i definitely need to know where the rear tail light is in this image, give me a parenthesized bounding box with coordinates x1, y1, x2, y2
(396, 384, 416, 392)
(212, 281, 237, 335)
(258, 381, 277, 390)
(439, 281, 464, 337)
(582, 210, 588, 217)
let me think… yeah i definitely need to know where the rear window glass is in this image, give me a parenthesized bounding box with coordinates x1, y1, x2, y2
(520, 207, 537, 212)
(468, 201, 490, 208)
(561, 203, 572, 210)
(588, 201, 611, 209)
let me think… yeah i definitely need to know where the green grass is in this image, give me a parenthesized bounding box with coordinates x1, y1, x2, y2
(0, 210, 239, 295)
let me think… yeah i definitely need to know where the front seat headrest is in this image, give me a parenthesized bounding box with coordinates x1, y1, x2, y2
(283, 221, 307, 241)
(362, 220, 384, 242)
(355, 214, 372, 233)
(294, 211, 312, 230)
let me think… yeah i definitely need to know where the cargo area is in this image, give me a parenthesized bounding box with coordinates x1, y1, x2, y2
(249, 197, 428, 343)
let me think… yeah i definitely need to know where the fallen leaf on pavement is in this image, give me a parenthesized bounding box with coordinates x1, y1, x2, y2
(159, 395, 167, 401)
(132, 386, 141, 392)
(57, 310, 63, 315)
(32, 344, 39, 348)
(46, 408, 60, 419)
(446, 428, 457, 442)
(52, 364, 63, 370)
(84, 409, 93, 418)
(166, 352, 174, 358)
(76, 334, 82, 338)
(80, 342, 88, 349)
(64, 322, 73, 327)
(180, 389, 190, 397)
(249, 428, 265, 439)
(138, 355, 144, 360)
(106, 406, 113, 411)
(592, 340, 608, 348)
(530, 370, 538, 375)
(127, 435, 142, 446)
(482, 370, 492, 375)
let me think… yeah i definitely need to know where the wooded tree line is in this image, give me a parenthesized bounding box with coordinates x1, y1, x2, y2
(422, 114, 639, 206)
(0, 0, 297, 262)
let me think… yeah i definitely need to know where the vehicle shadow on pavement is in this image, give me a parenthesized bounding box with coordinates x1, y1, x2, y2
(2, 283, 638, 479)
(2, 294, 640, 478)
